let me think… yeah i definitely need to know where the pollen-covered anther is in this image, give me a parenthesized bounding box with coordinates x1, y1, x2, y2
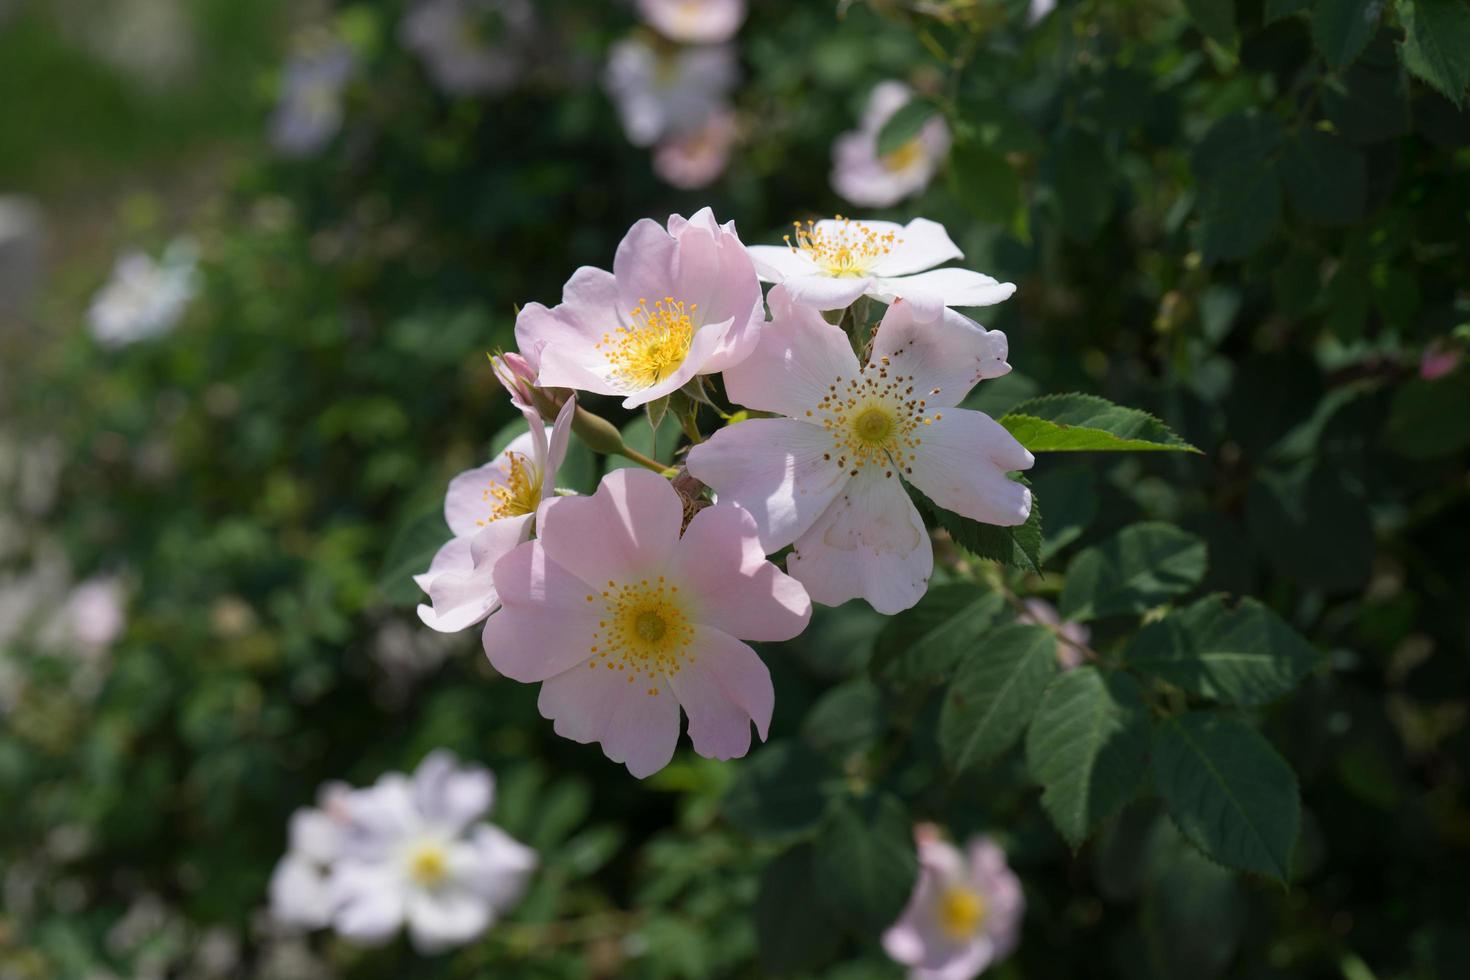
(479, 451, 542, 524)
(596, 297, 697, 390)
(783, 216, 900, 278)
(588, 577, 695, 685)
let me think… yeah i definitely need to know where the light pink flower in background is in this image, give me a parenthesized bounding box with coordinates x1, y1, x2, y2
(1419, 340, 1462, 381)
(483, 468, 811, 778)
(604, 37, 738, 147)
(399, 0, 536, 96)
(515, 208, 764, 408)
(63, 576, 126, 652)
(1028, 0, 1058, 24)
(269, 42, 355, 158)
(416, 398, 576, 632)
(327, 751, 536, 953)
(832, 81, 950, 208)
(637, 0, 746, 43)
(686, 286, 1031, 614)
(88, 239, 199, 347)
(1017, 598, 1089, 670)
(882, 829, 1025, 980)
(268, 782, 353, 931)
(746, 217, 1014, 321)
(653, 107, 739, 189)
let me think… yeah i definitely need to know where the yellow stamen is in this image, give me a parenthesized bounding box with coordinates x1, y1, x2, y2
(812, 352, 944, 480)
(881, 138, 924, 173)
(479, 451, 542, 526)
(783, 216, 900, 278)
(407, 842, 449, 887)
(937, 886, 987, 939)
(584, 576, 695, 693)
(597, 297, 697, 391)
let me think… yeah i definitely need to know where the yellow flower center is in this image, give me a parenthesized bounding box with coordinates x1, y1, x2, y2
(784, 217, 900, 278)
(584, 577, 696, 695)
(598, 297, 697, 391)
(807, 355, 943, 480)
(881, 137, 925, 173)
(937, 886, 987, 940)
(407, 841, 450, 887)
(479, 451, 542, 526)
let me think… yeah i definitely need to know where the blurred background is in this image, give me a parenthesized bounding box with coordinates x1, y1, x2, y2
(3, 0, 1469, 977)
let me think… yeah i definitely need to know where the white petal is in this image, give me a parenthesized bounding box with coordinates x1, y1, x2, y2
(413, 750, 494, 835)
(745, 243, 819, 283)
(406, 888, 492, 953)
(906, 410, 1034, 526)
(869, 301, 1012, 407)
(870, 218, 965, 277)
(778, 273, 874, 312)
(870, 268, 1016, 321)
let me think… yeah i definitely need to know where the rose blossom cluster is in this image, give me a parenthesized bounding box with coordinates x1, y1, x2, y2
(416, 206, 1031, 778)
(268, 751, 536, 953)
(605, 0, 745, 188)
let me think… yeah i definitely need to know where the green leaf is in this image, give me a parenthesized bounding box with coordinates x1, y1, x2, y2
(1192, 114, 1285, 181)
(377, 508, 450, 604)
(1000, 393, 1201, 453)
(911, 481, 1043, 574)
(877, 98, 939, 158)
(1383, 371, 1470, 459)
(1033, 465, 1099, 559)
(754, 845, 843, 974)
(814, 795, 918, 934)
(1195, 166, 1282, 263)
(1280, 130, 1366, 224)
(724, 740, 836, 839)
(607, 409, 680, 470)
(1052, 128, 1114, 243)
(1246, 463, 1372, 593)
(801, 679, 885, 757)
(939, 624, 1057, 773)
(871, 585, 1006, 689)
(1125, 595, 1321, 705)
(1152, 713, 1300, 882)
(1059, 523, 1208, 622)
(1025, 668, 1152, 847)
(949, 135, 1023, 227)
(1265, 0, 1312, 22)
(1311, 0, 1383, 70)
(1184, 0, 1238, 45)
(1400, 0, 1470, 107)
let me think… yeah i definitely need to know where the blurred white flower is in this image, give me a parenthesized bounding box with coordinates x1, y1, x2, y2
(653, 106, 738, 188)
(269, 43, 356, 158)
(267, 752, 536, 953)
(400, 0, 536, 95)
(832, 81, 950, 208)
(88, 239, 198, 348)
(1028, 0, 1058, 24)
(57, 0, 197, 87)
(604, 37, 738, 147)
(61, 577, 127, 653)
(0, 195, 46, 317)
(1017, 598, 1090, 670)
(637, 0, 746, 44)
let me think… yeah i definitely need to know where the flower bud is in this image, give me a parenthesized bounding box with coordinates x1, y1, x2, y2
(490, 350, 567, 423)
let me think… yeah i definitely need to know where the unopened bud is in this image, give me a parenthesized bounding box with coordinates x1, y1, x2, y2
(571, 404, 627, 456)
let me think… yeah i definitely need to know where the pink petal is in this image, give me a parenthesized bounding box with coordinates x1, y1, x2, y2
(414, 535, 471, 595)
(870, 218, 964, 277)
(870, 301, 1012, 407)
(720, 285, 861, 417)
(906, 410, 1033, 527)
(483, 541, 601, 682)
(613, 217, 680, 317)
(746, 244, 819, 283)
(450, 824, 537, 908)
(443, 429, 539, 537)
(543, 396, 577, 496)
(672, 216, 764, 373)
(536, 469, 683, 586)
(537, 661, 681, 778)
(788, 467, 932, 614)
(666, 503, 811, 641)
(514, 266, 619, 369)
(871, 268, 1016, 321)
(667, 626, 774, 760)
(684, 418, 849, 551)
(419, 517, 531, 633)
(412, 750, 493, 833)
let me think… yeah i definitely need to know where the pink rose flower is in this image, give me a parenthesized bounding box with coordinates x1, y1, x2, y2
(832, 81, 950, 208)
(415, 399, 576, 632)
(638, 0, 746, 44)
(514, 208, 764, 408)
(1420, 340, 1462, 381)
(482, 468, 812, 778)
(747, 216, 1015, 321)
(686, 286, 1032, 614)
(1017, 597, 1090, 670)
(882, 832, 1025, 980)
(653, 107, 738, 189)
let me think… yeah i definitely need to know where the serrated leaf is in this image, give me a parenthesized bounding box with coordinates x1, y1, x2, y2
(724, 740, 836, 839)
(813, 795, 918, 933)
(877, 98, 940, 158)
(1152, 713, 1300, 882)
(1025, 668, 1152, 847)
(939, 624, 1057, 773)
(911, 481, 1043, 574)
(1311, 0, 1383, 70)
(378, 508, 450, 604)
(755, 845, 843, 974)
(1125, 595, 1321, 705)
(1000, 393, 1201, 453)
(1059, 523, 1208, 622)
(1400, 0, 1470, 107)
(1280, 130, 1366, 224)
(1184, 0, 1238, 45)
(871, 585, 1007, 689)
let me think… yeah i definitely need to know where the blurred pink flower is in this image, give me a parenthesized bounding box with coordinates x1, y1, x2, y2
(416, 398, 576, 632)
(832, 81, 950, 208)
(747, 216, 1014, 321)
(64, 576, 126, 652)
(686, 287, 1030, 614)
(1420, 340, 1462, 381)
(604, 37, 738, 147)
(482, 468, 811, 778)
(515, 208, 764, 408)
(1017, 598, 1089, 670)
(653, 107, 738, 189)
(269, 42, 355, 158)
(882, 832, 1025, 980)
(637, 0, 746, 44)
(399, 0, 536, 96)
